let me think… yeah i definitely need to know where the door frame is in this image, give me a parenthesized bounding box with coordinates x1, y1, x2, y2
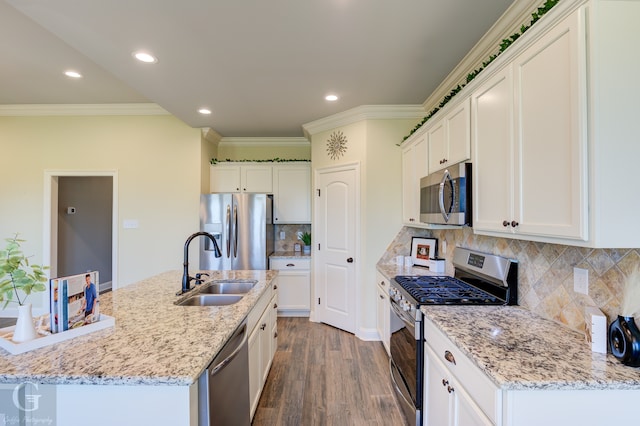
(43, 170, 119, 300)
(311, 162, 361, 334)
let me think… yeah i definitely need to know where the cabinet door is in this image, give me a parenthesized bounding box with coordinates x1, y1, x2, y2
(472, 66, 514, 233)
(276, 270, 311, 311)
(402, 135, 427, 225)
(273, 165, 311, 223)
(513, 8, 587, 240)
(210, 165, 241, 192)
(427, 120, 447, 173)
(376, 285, 390, 355)
(454, 384, 493, 426)
(425, 345, 454, 426)
(446, 98, 471, 167)
(242, 165, 273, 193)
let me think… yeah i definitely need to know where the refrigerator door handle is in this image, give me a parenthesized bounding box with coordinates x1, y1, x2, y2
(233, 204, 239, 258)
(226, 204, 231, 258)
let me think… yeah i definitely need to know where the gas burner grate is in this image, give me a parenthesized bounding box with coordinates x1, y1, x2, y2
(394, 275, 500, 305)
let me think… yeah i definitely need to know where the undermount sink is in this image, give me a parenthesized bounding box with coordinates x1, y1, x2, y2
(176, 294, 243, 306)
(200, 280, 258, 295)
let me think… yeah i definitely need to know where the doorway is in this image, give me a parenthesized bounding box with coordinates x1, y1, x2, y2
(44, 171, 118, 294)
(313, 163, 360, 334)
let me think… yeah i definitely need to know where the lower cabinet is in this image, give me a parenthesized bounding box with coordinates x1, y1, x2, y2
(375, 272, 390, 355)
(248, 279, 278, 419)
(269, 257, 310, 317)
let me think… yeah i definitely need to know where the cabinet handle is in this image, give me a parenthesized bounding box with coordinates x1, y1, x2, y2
(273, 285, 278, 290)
(511, 220, 519, 228)
(273, 303, 278, 309)
(274, 331, 278, 338)
(260, 323, 266, 331)
(380, 281, 385, 287)
(442, 379, 448, 386)
(502, 220, 510, 227)
(379, 294, 384, 300)
(243, 188, 246, 191)
(286, 263, 295, 267)
(447, 385, 454, 394)
(444, 350, 456, 365)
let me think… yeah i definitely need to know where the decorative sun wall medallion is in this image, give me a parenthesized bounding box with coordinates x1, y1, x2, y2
(326, 131, 348, 160)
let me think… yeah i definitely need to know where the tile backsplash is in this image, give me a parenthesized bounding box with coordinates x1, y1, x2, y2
(274, 224, 311, 252)
(380, 226, 640, 333)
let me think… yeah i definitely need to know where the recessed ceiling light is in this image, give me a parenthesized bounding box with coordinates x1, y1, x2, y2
(198, 108, 212, 115)
(133, 51, 158, 63)
(325, 94, 338, 101)
(64, 70, 82, 78)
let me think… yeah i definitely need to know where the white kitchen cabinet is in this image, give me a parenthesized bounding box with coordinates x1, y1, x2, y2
(401, 130, 428, 226)
(269, 257, 310, 317)
(272, 164, 311, 223)
(424, 318, 498, 426)
(375, 272, 390, 356)
(427, 98, 471, 174)
(210, 163, 273, 193)
(472, 7, 587, 241)
(248, 280, 278, 419)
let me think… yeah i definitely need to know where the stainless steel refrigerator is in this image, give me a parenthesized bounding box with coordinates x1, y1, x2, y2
(199, 193, 274, 270)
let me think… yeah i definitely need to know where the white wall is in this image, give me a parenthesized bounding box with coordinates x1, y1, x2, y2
(0, 114, 202, 311)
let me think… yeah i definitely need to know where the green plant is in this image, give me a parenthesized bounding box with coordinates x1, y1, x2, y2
(0, 234, 48, 308)
(299, 232, 311, 246)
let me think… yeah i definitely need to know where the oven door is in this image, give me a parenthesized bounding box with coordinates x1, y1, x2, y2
(389, 299, 422, 425)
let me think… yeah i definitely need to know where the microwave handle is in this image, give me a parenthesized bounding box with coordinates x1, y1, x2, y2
(439, 170, 451, 222)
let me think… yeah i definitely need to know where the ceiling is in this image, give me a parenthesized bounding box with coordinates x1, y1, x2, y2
(1, 0, 515, 137)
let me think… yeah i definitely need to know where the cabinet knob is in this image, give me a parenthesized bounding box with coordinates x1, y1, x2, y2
(379, 294, 384, 300)
(260, 323, 266, 331)
(380, 281, 385, 287)
(347, 257, 354, 263)
(511, 220, 519, 228)
(273, 303, 278, 309)
(442, 379, 448, 386)
(502, 220, 510, 227)
(273, 285, 278, 290)
(243, 188, 246, 191)
(444, 350, 456, 365)
(447, 385, 455, 394)
(274, 331, 278, 338)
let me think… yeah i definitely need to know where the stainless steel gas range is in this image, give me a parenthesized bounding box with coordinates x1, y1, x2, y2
(389, 247, 518, 425)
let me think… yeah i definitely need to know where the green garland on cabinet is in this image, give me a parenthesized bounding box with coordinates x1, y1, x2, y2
(210, 158, 310, 165)
(402, 0, 560, 142)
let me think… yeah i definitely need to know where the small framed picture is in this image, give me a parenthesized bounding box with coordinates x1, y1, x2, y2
(411, 237, 437, 267)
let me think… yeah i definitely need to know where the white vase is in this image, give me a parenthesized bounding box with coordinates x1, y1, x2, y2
(303, 245, 311, 254)
(13, 303, 38, 343)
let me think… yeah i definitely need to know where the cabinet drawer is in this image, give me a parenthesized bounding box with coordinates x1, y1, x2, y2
(424, 316, 498, 423)
(248, 284, 273, 333)
(270, 258, 310, 270)
(375, 271, 390, 292)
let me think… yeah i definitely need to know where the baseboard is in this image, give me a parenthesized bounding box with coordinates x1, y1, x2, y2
(99, 281, 112, 294)
(277, 310, 310, 318)
(356, 327, 381, 342)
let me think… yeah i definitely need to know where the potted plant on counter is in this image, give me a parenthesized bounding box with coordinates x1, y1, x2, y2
(300, 232, 311, 255)
(0, 234, 48, 342)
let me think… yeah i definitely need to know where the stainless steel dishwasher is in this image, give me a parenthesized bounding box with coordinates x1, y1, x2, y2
(198, 319, 250, 425)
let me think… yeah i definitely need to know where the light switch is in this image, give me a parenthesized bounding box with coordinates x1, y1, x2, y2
(279, 231, 286, 240)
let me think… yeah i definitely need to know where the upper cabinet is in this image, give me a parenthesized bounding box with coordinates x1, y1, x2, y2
(210, 164, 273, 193)
(401, 130, 428, 225)
(272, 164, 311, 224)
(473, 7, 587, 241)
(210, 162, 311, 224)
(427, 98, 471, 174)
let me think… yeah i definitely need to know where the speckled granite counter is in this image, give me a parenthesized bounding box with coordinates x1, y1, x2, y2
(0, 269, 277, 386)
(270, 251, 311, 260)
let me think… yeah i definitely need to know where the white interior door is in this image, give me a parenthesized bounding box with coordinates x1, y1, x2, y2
(314, 164, 358, 334)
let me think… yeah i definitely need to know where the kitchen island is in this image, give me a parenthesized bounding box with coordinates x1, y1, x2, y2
(0, 269, 277, 426)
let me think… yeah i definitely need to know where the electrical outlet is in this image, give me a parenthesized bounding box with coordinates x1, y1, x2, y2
(574, 267, 589, 295)
(279, 231, 286, 240)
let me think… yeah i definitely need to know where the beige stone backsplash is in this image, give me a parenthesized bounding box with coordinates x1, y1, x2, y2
(274, 224, 311, 252)
(380, 226, 640, 334)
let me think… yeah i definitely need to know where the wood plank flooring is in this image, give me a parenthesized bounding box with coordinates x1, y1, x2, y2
(252, 317, 408, 426)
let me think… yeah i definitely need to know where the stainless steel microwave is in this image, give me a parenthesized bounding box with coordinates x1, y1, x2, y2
(419, 162, 472, 226)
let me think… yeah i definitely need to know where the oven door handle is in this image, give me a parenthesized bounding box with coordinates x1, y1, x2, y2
(390, 301, 417, 334)
(389, 358, 414, 409)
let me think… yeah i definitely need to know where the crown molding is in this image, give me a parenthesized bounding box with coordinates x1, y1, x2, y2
(422, 0, 542, 112)
(302, 104, 425, 138)
(219, 137, 310, 146)
(0, 103, 170, 116)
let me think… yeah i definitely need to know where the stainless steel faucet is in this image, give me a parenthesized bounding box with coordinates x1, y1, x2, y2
(181, 232, 221, 295)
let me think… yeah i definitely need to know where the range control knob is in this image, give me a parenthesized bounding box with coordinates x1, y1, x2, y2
(402, 300, 412, 312)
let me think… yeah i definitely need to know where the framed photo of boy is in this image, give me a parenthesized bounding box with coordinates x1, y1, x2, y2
(410, 237, 437, 267)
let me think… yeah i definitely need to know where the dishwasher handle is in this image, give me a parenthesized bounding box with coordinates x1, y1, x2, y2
(209, 322, 248, 376)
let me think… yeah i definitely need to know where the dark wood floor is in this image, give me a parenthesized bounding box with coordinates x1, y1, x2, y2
(252, 317, 408, 426)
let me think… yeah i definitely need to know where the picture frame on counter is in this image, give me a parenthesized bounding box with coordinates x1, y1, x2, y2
(410, 237, 437, 267)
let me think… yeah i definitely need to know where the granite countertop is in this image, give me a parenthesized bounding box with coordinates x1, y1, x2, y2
(376, 264, 640, 391)
(270, 251, 311, 260)
(0, 269, 277, 387)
